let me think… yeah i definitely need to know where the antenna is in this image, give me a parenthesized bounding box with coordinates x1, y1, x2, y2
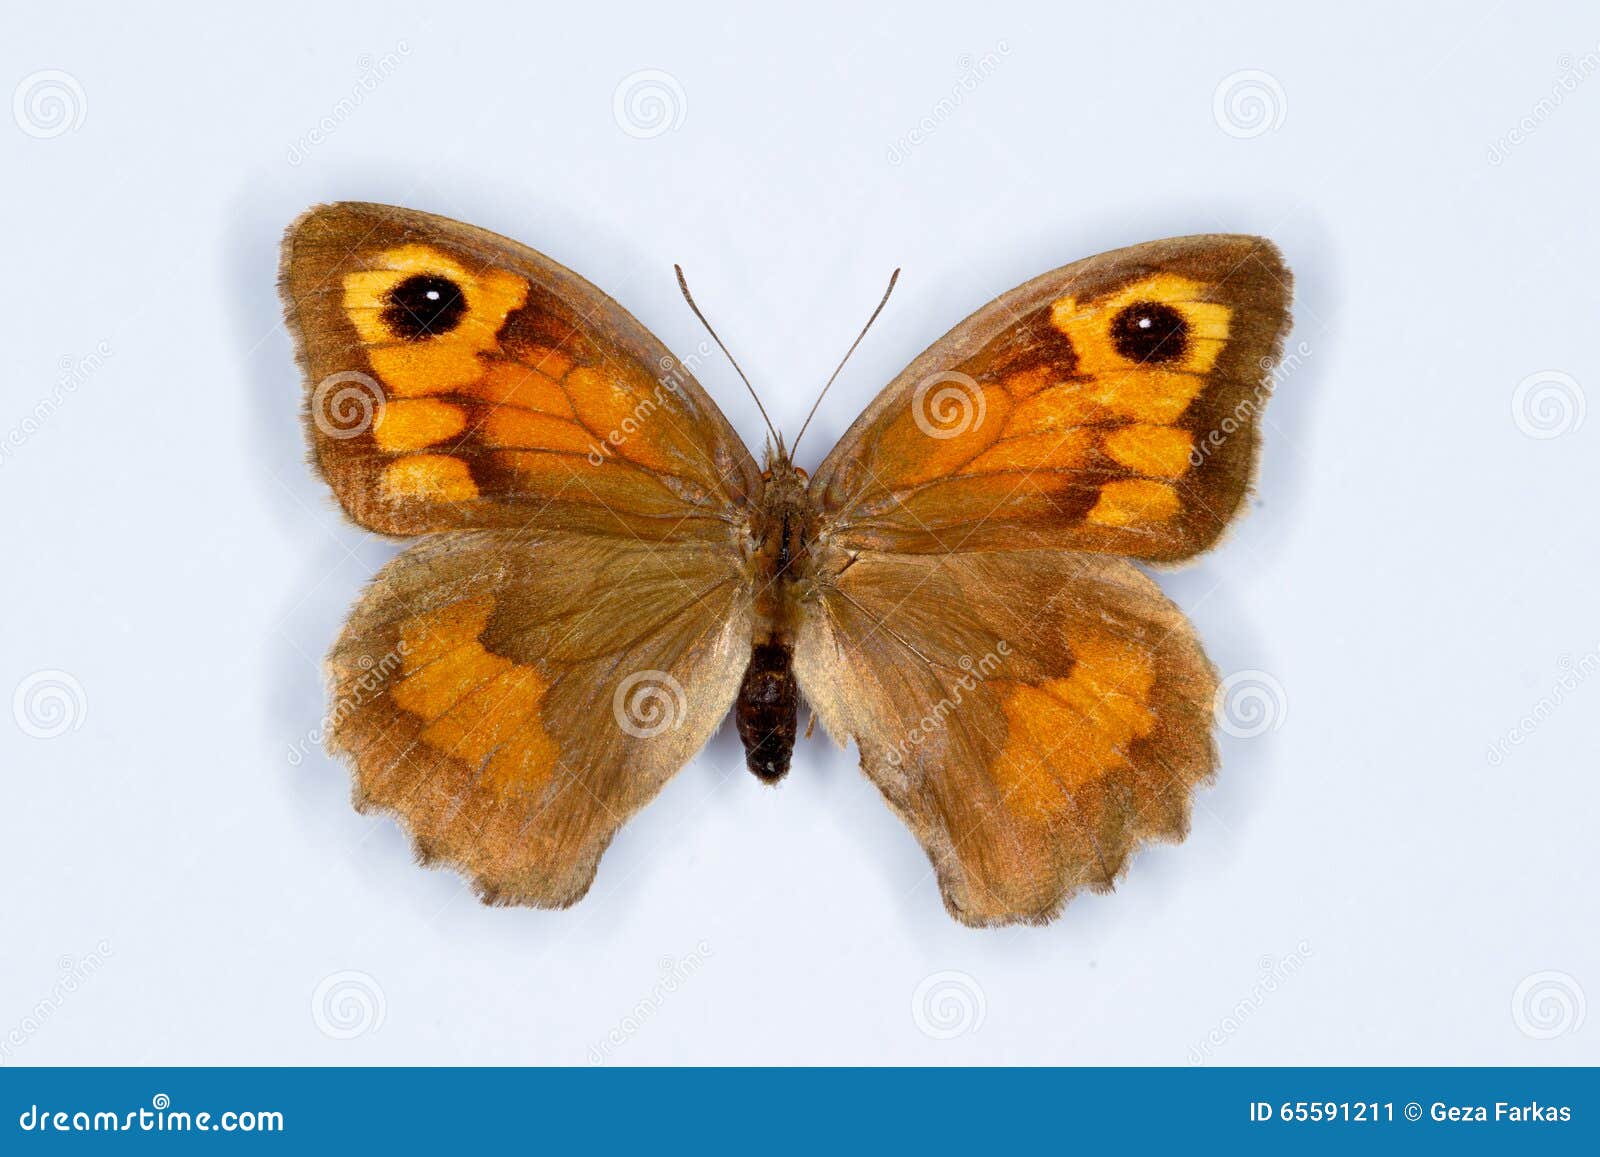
(674, 265, 780, 451)
(790, 268, 900, 458)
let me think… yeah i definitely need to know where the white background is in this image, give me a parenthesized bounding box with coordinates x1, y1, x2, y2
(2, 0, 1596, 1066)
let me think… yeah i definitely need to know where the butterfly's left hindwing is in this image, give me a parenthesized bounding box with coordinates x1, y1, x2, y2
(329, 530, 752, 907)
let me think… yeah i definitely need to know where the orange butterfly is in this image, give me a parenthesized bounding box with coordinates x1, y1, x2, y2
(280, 203, 1292, 926)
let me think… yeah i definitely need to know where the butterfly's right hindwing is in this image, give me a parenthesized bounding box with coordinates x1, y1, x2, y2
(795, 548, 1216, 927)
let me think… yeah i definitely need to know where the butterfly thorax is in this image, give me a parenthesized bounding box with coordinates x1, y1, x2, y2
(733, 450, 813, 784)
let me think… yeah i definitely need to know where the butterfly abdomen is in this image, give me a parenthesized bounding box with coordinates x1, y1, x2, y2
(733, 456, 810, 783)
(735, 641, 798, 783)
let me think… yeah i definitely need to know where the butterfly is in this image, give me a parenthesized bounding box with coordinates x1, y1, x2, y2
(279, 203, 1292, 927)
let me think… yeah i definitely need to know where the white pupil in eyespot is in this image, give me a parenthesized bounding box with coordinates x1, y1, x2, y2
(425, 290, 440, 301)
(1137, 317, 1152, 328)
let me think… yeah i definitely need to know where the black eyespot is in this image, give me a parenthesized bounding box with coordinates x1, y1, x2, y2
(1109, 301, 1189, 364)
(382, 274, 467, 340)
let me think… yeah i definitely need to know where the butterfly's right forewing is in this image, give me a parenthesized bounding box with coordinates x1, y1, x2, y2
(810, 235, 1292, 562)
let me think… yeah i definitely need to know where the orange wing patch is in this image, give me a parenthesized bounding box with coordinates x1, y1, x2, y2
(372, 398, 469, 452)
(388, 595, 558, 803)
(992, 634, 1158, 824)
(1102, 425, 1193, 477)
(471, 354, 575, 415)
(381, 455, 478, 502)
(1086, 479, 1181, 527)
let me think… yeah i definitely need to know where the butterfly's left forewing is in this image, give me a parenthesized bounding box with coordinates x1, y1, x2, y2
(797, 236, 1292, 926)
(281, 203, 759, 906)
(282, 202, 761, 540)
